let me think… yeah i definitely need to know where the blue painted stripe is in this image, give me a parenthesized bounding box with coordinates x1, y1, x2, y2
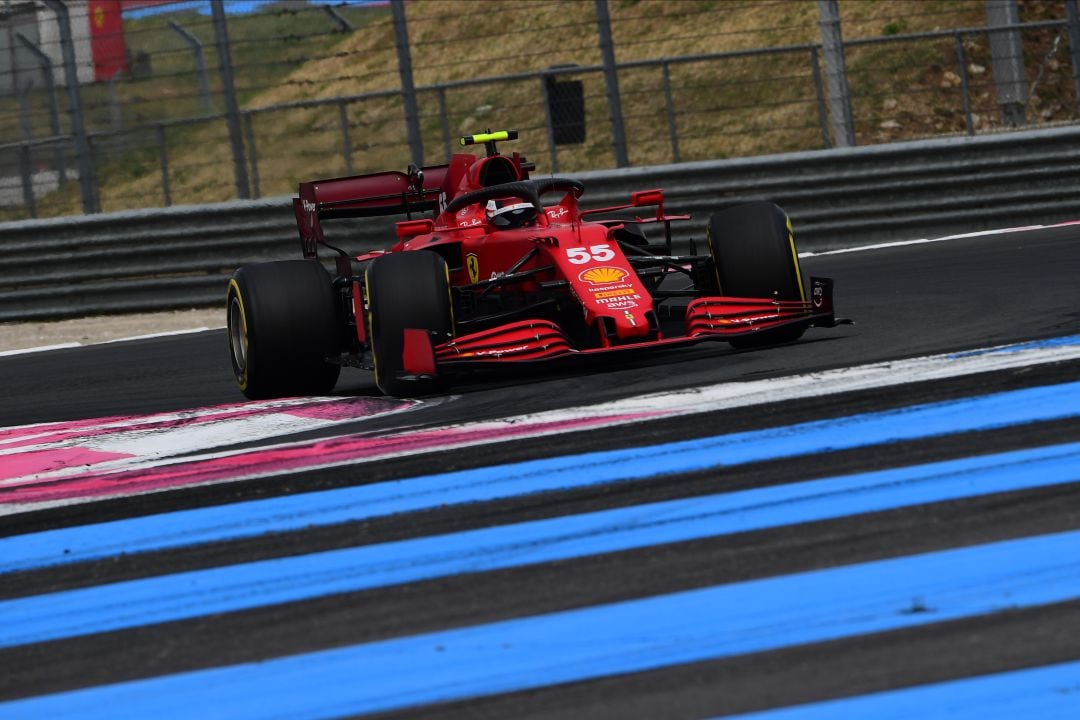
(2, 530, 1079, 719)
(949, 332, 1080, 357)
(722, 660, 1080, 719)
(5, 380, 1080, 575)
(3, 441, 1079, 649)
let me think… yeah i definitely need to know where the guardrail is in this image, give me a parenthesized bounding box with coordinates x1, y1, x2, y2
(2, 124, 1079, 322)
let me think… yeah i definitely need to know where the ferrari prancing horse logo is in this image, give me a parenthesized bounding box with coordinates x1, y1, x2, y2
(466, 253, 479, 284)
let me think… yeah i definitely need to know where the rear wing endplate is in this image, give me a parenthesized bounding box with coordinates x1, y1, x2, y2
(295, 164, 453, 258)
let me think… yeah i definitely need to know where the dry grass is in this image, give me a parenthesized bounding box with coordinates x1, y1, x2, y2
(12, 0, 1077, 218)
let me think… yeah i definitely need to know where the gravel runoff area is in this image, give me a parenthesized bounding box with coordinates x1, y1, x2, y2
(0, 309, 225, 354)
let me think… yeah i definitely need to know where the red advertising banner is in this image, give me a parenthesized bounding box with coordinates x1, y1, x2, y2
(88, 0, 128, 81)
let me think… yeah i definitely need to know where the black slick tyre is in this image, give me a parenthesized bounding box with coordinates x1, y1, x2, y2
(365, 251, 453, 397)
(227, 259, 341, 399)
(706, 201, 807, 348)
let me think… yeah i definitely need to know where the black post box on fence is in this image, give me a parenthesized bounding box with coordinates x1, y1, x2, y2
(545, 68, 586, 145)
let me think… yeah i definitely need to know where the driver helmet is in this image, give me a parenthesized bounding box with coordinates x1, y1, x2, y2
(485, 199, 537, 229)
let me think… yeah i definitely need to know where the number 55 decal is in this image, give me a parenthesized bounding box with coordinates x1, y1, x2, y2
(566, 244, 616, 264)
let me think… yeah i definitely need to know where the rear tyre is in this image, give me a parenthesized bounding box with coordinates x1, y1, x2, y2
(365, 251, 453, 397)
(706, 201, 807, 348)
(227, 260, 341, 399)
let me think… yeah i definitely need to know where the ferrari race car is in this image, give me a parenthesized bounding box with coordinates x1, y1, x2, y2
(227, 130, 845, 399)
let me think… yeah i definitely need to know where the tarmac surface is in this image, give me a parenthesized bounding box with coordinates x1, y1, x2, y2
(1, 225, 1079, 718)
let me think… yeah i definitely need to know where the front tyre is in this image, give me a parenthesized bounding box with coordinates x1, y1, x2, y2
(707, 201, 807, 348)
(227, 259, 341, 399)
(365, 251, 453, 397)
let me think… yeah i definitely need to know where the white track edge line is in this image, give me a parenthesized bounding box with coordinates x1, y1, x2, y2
(5, 335, 1080, 515)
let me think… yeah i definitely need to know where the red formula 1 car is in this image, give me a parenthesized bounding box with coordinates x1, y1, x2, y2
(227, 130, 845, 398)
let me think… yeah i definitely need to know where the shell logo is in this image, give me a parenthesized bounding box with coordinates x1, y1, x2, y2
(579, 266, 627, 284)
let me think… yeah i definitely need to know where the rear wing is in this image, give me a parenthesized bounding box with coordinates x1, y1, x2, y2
(294, 129, 533, 259)
(295, 161, 460, 259)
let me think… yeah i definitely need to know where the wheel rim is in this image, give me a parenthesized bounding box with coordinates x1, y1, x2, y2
(228, 295, 248, 376)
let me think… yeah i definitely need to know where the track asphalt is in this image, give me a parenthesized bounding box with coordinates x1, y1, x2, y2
(1, 225, 1079, 718)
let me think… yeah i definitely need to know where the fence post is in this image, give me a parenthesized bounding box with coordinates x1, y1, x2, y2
(15, 32, 66, 185)
(17, 81, 33, 142)
(168, 20, 213, 112)
(210, 0, 250, 199)
(109, 72, 124, 132)
(17, 82, 36, 218)
(661, 62, 680, 164)
(595, 0, 629, 167)
(338, 100, 354, 175)
(816, 0, 855, 147)
(44, 0, 97, 214)
(322, 4, 353, 32)
(87, 132, 101, 213)
(436, 87, 452, 162)
(986, 0, 1027, 127)
(809, 46, 832, 148)
(391, 0, 424, 165)
(19, 143, 36, 219)
(243, 112, 261, 199)
(1065, 0, 1080, 115)
(539, 72, 560, 173)
(954, 33, 975, 135)
(157, 123, 172, 207)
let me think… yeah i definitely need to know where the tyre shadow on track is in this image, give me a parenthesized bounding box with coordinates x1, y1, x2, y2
(335, 333, 853, 407)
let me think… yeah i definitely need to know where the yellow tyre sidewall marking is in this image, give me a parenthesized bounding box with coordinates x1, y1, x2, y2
(364, 267, 380, 386)
(707, 224, 723, 294)
(445, 262, 455, 336)
(785, 214, 806, 301)
(227, 278, 250, 392)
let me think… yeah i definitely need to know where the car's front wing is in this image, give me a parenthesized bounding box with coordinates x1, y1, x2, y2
(401, 277, 845, 375)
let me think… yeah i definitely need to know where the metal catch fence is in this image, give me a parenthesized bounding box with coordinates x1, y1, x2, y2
(0, 1, 1076, 220)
